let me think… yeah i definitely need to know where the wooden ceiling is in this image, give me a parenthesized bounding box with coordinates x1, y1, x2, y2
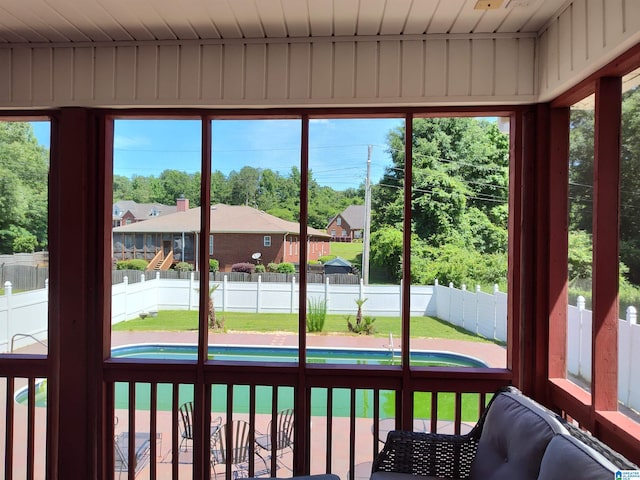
(0, 0, 568, 44)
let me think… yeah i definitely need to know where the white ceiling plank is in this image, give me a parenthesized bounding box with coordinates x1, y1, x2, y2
(356, 0, 386, 36)
(145, 1, 202, 40)
(228, 0, 265, 38)
(450, 0, 487, 34)
(46, 0, 133, 41)
(521, 0, 567, 32)
(403, 0, 441, 34)
(307, 0, 333, 37)
(281, 0, 311, 37)
(203, 0, 243, 39)
(427, 0, 466, 34)
(0, 1, 70, 42)
(256, 0, 288, 38)
(333, 0, 359, 36)
(96, 0, 156, 41)
(379, 0, 413, 35)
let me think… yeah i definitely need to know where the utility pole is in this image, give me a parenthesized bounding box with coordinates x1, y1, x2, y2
(362, 145, 372, 285)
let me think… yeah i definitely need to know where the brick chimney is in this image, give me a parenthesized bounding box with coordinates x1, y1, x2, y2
(177, 196, 189, 212)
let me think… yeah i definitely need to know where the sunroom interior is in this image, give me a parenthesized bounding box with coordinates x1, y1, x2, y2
(1, 0, 640, 478)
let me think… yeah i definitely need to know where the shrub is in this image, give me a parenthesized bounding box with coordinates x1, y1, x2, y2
(318, 255, 337, 264)
(232, 262, 255, 273)
(266, 263, 279, 272)
(347, 298, 376, 335)
(209, 258, 219, 272)
(276, 262, 295, 274)
(307, 297, 327, 333)
(175, 262, 194, 272)
(255, 264, 266, 273)
(116, 259, 148, 271)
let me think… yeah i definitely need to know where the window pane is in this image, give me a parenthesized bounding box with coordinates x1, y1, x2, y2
(111, 119, 202, 357)
(619, 68, 640, 420)
(409, 117, 508, 369)
(0, 120, 50, 355)
(208, 119, 301, 362)
(568, 95, 595, 392)
(307, 117, 403, 364)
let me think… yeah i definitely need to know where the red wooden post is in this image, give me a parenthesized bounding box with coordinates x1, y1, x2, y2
(592, 77, 622, 413)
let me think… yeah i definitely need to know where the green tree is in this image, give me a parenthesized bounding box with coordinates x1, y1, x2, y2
(0, 122, 49, 254)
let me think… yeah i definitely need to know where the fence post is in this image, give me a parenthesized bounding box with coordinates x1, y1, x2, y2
(223, 275, 228, 312)
(577, 295, 585, 378)
(156, 271, 160, 281)
(189, 272, 195, 311)
(123, 276, 128, 322)
(291, 276, 296, 314)
(475, 285, 481, 334)
(448, 282, 454, 324)
(626, 306, 637, 406)
(325, 277, 331, 313)
(4, 281, 11, 353)
(141, 273, 145, 283)
(493, 284, 499, 340)
(461, 284, 466, 328)
(257, 275, 262, 313)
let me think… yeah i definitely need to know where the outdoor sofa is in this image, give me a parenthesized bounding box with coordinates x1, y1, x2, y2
(371, 386, 637, 480)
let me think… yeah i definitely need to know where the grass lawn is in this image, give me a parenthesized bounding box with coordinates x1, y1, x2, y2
(329, 242, 362, 263)
(113, 310, 502, 344)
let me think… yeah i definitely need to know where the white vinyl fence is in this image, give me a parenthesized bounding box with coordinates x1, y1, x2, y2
(2, 275, 639, 413)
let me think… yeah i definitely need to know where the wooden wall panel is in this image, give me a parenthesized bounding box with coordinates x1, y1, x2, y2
(266, 43, 288, 100)
(33, 48, 53, 104)
(495, 39, 517, 96)
(333, 42, 355, 99)
(355, 41, 378, 99)
(0, 49, 12, 103)
(74, 47, 95, 102)
(471, 39, 494, 96)
(448, 39, 471, 97)
(538, 0, 640, 101)
(244, 44, 266, 101)
(378, 41, 401, 98)
(401, 40, 423, 97)
(424, 39, 447, 97)
(201, 45, 223, 101)
(1, 35, 542, 108)
(311, 42, 333, 99)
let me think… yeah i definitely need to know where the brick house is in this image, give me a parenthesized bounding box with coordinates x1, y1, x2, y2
(326, 205, 365, 241)
(112, 199, 179, 227)
(112, 202, 331, 271)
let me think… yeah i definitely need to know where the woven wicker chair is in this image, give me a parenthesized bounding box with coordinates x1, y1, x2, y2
(372, 386, 638, 480)
(371, 387, 505, 479)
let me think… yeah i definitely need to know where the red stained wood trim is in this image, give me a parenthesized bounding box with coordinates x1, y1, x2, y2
(595, 411, 640, 466)
(547, 107, 570, 381)
(592, 77, 622, 412)
(548, 378, 592, 427)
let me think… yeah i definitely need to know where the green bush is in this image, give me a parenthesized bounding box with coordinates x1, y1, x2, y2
(266, 262, 279, 272)
(175, 262, 194, 272)
(276, 262, 295, 273)
(318, 255, 337, 264)
(116, 259, 148, 271)
(255, 264, 266, 273)
(346, 315, 376, 335)
(307, 297, 327, 332)
(209, 258, 219, 272)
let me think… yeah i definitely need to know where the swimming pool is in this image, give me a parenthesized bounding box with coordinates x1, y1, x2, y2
(15, 344, 487, 417)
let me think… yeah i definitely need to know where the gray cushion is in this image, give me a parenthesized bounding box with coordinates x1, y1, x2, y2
(537, 434, 618, 480)
(469, 392, 567, 480)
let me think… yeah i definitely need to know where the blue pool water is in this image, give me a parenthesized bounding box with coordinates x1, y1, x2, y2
(15, 344, 487, 417)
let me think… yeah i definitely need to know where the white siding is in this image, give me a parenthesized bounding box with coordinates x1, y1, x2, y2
(0, 35, 537, 108)
(538, 0, 640, 102)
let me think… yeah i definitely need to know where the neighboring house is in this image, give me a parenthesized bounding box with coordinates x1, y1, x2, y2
(326, 205, 365, 241)
(112, 203, 331, 271)
(112, 199, 180, 227)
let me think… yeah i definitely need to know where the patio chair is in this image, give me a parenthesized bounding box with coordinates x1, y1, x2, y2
(114, 432, 152, 479)
(255, 408, 294, 472)
(211, 420, 267, 479)
(179, 400, 223, 451)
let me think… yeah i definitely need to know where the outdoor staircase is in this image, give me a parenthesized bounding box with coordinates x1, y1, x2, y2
(146, 250, 173, 271)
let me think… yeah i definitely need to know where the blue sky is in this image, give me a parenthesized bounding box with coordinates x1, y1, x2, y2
(32, 118, 403, 191)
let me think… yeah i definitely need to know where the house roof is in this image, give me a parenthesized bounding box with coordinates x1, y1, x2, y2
(113, 204, 330, 238)
(113, 201, 177, 221)
(328, 205, 365, 230)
